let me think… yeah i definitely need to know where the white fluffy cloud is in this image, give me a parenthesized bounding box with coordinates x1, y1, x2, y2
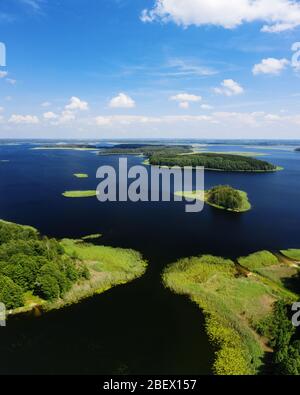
(42, 97, 88, 125)
(214, 79, 244, 96)
(253, 58, 289, 75)
(65, 96, 89, 111)
(109, 93, 136, 108)
(9, 114, 39, 124)
(0, 71, 8, 78)
(43, 111, 58, 120)
(141, 0, 300, 32)
(170, 93, 202, 102)
(170, 93, 202, 109)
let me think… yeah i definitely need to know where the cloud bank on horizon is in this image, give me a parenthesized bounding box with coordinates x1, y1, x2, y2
(1, 0, 300, 139)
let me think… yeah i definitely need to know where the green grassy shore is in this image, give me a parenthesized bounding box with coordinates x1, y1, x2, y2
(12, 239, 147, 315)
(280, 249, 300, 261)
(163, 251, 298, 375)
(0, 220, 147, 316)
(44, 239, 148, 312)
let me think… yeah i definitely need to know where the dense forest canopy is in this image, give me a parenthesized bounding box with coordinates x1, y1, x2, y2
(149, 152, 277, 172)
(99, 144, 277, 172)
(99, 144, 192, 157)
(257, 301, 300, 375)
(206, 185, 243, 210)
(0, 221, 89, 309)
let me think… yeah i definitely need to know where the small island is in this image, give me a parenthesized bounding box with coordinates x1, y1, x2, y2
(163, 250, 299, 375)
(62, 190, 97, 198)
(73, 173, 89, 178)
(175, 185, 251, 213)
(0, 220, 147, 315)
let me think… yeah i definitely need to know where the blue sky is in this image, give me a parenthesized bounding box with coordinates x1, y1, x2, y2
(0, 0, 300, 139)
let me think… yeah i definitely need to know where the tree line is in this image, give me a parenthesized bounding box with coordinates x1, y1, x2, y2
(256, 300, 300, 375)
(149, 153, 277, 172)
(206, 185, 243, 210)
(99, 144, 192, 157)
(0, 221, 90, 309)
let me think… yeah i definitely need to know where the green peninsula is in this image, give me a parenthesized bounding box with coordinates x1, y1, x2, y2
(0, 220, 147, 315)
(280, 249, 300, 261)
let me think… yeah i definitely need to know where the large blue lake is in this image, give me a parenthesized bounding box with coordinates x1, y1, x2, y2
(0, 140, 299, 374)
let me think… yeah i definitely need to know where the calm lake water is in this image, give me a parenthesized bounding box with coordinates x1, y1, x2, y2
(0, 140, 300, 374)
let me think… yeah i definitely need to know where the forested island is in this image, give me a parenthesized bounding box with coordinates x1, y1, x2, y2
(175, 185, 251, 213)
(99, 144, 192, 156)
(163, 251, 300, 375)
(99, 144, 279, 172)
(0, 220, 147, 314)
(150, 152, 279, 172)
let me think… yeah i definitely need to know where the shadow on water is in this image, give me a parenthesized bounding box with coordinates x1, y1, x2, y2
(0, 254, 214, 375)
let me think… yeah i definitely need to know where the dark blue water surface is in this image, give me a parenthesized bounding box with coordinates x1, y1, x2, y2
(0, 141, 299, 374)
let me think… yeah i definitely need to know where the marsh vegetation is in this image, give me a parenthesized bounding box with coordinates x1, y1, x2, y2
(62, 190, 97, 198)
(163, 250, 299, 375)
(73, 173, 89, 178)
